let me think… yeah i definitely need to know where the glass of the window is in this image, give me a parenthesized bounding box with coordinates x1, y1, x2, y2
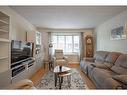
(74, 36, 79, 53)
(58, 36, 65, 50)
(65, 36, 73, 53)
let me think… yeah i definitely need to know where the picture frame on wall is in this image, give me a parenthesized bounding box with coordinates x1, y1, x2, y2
(110, 25, 126, 40)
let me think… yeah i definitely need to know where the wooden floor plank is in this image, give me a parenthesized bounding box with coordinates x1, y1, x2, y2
(80, 70, 96, 89)
(30, 64, 49, 86)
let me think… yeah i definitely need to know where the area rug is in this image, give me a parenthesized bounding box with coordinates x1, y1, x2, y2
(36, 68, 88, 89)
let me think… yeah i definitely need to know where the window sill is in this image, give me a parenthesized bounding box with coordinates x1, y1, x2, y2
(64, 52, 79, 55)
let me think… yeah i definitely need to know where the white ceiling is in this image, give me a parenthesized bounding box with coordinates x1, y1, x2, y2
(10, 6, 127, 29)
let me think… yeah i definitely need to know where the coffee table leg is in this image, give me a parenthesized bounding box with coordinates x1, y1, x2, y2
(59, 76, 62, 89)
(69, 75, 71, 88)
(55, 73, 57, 87)
(49, 61, 51, 70)
(61, 77, 63, 83)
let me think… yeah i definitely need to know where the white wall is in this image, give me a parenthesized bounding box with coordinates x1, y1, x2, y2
(96, 9, 127, 53)
(37, 28, 94, 63)
(0, 7, 36, 42)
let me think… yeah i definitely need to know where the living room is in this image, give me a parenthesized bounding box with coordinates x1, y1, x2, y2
(0, 4, 127, 93)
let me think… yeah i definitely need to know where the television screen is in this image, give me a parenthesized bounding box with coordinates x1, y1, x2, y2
(11, 40, 34, 63)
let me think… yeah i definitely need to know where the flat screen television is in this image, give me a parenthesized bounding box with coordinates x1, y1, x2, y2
(11, 40, 34, 63)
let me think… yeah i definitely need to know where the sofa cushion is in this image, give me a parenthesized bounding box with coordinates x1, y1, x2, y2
(120, 63, 127, 69)
(111, 54, 127, 75)
(113, 54, 127, 67)
(112, 75, 127, 85)
(103, 62, 114, 68)
(111, 66, 127, 75)
(103, 78, 122, 89)
(105, 52, 121, 65)
(92, 68, 116, 88)
(92, 62, 113, 69)
(86, 63, 109, 79)
(94, 51, 109, 64)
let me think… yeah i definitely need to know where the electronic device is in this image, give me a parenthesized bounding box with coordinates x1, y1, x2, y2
(11, 40, 34, 63)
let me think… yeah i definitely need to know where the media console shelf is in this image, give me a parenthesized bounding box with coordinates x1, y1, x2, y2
(11, 57, 35, 77)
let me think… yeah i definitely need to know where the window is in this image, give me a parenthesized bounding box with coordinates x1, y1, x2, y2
(74, 36, 79, 52)
(58, 36, 65, 50)
(65, 36, 73, 53)
(51, 33, 80, 54)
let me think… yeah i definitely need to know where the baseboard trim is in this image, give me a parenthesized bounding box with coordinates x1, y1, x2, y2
(68, 62, 80, 64)
(68, 63, 80, 68)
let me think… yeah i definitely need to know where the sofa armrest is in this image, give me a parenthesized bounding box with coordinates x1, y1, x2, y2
(7, 79, 34, 89)
(91, 63, 110, 69)
(83, 58, 95, 62)
(104, 78, 122, 89)
(53, 57, 56, 60)
(53, 57, 56, 63)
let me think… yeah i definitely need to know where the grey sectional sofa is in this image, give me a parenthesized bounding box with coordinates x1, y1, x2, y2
(80, 51, 127, 89)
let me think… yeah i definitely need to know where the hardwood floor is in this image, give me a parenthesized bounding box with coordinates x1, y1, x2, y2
(29, 64, 48, 86)
(80, 69, 96, 89)
(30, 63, 96, 89)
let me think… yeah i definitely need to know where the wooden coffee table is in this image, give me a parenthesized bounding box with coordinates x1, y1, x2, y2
(53, 66, 71, 89)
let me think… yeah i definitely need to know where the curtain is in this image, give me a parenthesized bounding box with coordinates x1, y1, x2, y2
(48, 32, 52, 60)
(80, 32, 84, 60)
